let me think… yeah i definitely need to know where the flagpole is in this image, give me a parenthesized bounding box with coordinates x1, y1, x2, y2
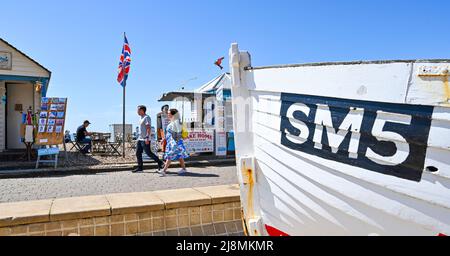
(122, 79, 126, 158)
(122, 32, 126, 158)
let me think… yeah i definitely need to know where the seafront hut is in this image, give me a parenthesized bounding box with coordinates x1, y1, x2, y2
(0, 38, 51, 152)
(158, 73, 235, 156)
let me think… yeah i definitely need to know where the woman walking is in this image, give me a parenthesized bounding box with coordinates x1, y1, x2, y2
(159, 108, 189, 176)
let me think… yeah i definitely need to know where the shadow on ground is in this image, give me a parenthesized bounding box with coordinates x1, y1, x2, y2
(0, 151, 102, 171)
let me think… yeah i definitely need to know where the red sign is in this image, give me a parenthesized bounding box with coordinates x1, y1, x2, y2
(184, 131, 214, 153)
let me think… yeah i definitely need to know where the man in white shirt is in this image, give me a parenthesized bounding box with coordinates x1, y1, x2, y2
(133, 105, 164, 173)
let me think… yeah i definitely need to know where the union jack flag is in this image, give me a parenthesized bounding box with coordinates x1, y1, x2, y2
(117, 34, 131, 86)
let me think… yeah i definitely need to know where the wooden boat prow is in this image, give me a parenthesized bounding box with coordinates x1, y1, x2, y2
(229, 43, 450, 236)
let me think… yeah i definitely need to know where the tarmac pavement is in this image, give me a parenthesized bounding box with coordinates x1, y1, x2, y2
(0, 164, 239, 203)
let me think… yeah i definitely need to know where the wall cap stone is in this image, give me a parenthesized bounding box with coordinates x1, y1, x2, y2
(106, 192, 164, 215)
(50, 195, 111, 221)
(154, 188, 212, 209)
(194, 184, 241, 204)
(0, 199, 53, 227)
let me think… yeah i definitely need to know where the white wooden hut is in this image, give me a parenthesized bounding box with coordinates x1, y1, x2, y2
(0, 38, 51, 151)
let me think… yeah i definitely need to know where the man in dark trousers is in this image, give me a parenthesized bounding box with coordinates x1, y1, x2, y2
(133, 105, 164, 173)
(76, 120, 92, 154)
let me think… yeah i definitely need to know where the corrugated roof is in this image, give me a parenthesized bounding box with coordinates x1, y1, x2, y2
(195, 73, 230, 93)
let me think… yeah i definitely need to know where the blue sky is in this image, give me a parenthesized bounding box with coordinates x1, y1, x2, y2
(2, 0, 450, 132)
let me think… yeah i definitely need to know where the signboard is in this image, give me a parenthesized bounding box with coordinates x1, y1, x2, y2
(35, 97, 68, 145)
(205, 101, 214, 126)
(190, 110, 198, 122)
(184, 131, 214, 153)
(215, 131, 227, 156)
(0, 52, 12, 70)
(24, 125, 34, 143)
(215, 104, 225, 132)
(38, 147, 60, 156)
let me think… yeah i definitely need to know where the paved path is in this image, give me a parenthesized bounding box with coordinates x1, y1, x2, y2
(0, 165, 238, 203)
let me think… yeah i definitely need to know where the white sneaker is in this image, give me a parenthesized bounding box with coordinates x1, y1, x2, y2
(159, 171, 166, 177)
(178, 169, 187, 175)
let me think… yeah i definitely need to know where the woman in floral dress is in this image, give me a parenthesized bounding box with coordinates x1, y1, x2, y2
(159, 108, 189, 176)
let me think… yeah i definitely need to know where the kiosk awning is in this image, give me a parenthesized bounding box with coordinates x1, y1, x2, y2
(158, 91, 214, 102)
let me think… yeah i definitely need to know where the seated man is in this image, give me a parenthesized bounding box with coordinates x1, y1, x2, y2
(76, 120, 92, 154)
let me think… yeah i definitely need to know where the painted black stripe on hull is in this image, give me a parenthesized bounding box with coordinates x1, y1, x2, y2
(279, 92, 434, 182)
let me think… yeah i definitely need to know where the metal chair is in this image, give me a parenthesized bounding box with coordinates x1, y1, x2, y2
(69, 134, 90, 154)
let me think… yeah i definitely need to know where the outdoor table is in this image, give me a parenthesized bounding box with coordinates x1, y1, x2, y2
(91, 132, 121, 156)
(91, 133, 107, 153)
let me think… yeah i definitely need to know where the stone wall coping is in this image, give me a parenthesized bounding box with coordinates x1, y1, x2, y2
(153, 188, 212, 209)
(194, 184, 241, 204)
(0, 199, 53, 227)
(50, 195, 111, 221)
(106, 192, 165, 215)
(0, 184, 240, 228)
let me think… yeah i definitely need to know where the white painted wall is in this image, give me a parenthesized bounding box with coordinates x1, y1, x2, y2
(0, 40, 50, 78)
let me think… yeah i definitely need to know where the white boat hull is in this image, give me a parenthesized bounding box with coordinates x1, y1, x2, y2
(229, 43, 450, 236)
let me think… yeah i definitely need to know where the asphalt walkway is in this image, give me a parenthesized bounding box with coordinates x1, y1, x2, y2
(0, 165, 238, 203)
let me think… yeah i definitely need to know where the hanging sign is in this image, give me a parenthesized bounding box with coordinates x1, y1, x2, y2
(0, 52, 12, 70)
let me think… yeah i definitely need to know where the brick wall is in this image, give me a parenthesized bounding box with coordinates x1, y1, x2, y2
(0, 184, 244, 236)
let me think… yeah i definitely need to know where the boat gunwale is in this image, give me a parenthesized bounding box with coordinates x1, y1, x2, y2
(244, 59, 450, 71)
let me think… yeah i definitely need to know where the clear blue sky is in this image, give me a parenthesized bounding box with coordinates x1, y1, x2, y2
(3, 0, 450, 132)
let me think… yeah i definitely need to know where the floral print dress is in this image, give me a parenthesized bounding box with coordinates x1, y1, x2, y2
(164, 121, 189, 161)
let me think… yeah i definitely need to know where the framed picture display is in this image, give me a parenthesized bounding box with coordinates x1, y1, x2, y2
(36, 97, 68, 145)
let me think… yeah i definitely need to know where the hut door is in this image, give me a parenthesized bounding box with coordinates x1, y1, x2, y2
(6, 82, 34, 149)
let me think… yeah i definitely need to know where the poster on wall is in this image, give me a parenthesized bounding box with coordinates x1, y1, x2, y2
(215, 131, 227, 156)
(24, 125, 34, 143)
(0, 52, 12, 70)
(35, 97, 68, 145)
(215, 104, 225, 132)
(184, 131, 214, 153)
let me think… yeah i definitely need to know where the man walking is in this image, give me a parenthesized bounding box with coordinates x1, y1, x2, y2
(133, 105, 164, 173)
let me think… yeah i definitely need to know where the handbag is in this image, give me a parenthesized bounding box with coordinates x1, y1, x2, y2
(181, 122, 189, 139)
